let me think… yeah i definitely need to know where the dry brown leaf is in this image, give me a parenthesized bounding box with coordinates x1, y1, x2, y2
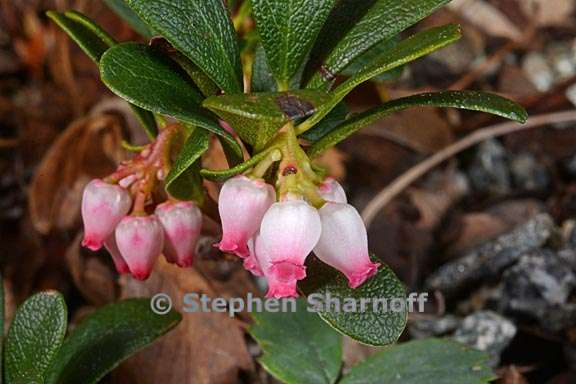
(28, 113, 125, 234)
(362, 108, 455, 154)
(113, 259, 254, 384)
(520, 0, 576, 27)
(448, 0, 523, 41)
(66, 232, 118, 305)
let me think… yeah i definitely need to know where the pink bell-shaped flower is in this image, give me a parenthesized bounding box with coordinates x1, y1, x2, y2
(103, 235, 130, 274)
(81, 179, 132, 251)
(317, 178, 347, 203)
(314, 202, 379, 288)
(257, 199, 322, 298)
(155, 201, 202, 268)
(115, 215, 164, 280)
(217, 175, 275, 258)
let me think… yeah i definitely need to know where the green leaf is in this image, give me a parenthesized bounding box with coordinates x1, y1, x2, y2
(47, 10, 115, 62)
(100, 42, 242, 156)
(104, 0, 154, 38)
(250, 298, 342, 384)
(47, 10, 158, 138)
(300, 257, 407, 346)
(308, 90, 528, 157)
(0, 273, 4, 384)
(340, 338, 495, 384)
(171, 52, 220, 97)
(300, 101, 348, 142)
(165, 128, 210, 203)
(204, 89, 330, 151)
(250, 0, 337, 87)
(201, 146, 279, 182)
(45, 298, 181, 384)
(299, 24, 461, 133)
(125, 0, 242, 93)
(251, 44, 278, 92)
(340, 36, 405, 82)
(4, 291, 67, 384)
(307, 0, 451, 88)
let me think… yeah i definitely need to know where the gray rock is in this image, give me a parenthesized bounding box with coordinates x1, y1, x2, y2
(498, 248, 576, 332)
(453, 310, 517, 367)
(409, 315, 460, 339)
(425, 214, 556, 295)
(467, 139, 511, 196)
(509, 153, 550, 193)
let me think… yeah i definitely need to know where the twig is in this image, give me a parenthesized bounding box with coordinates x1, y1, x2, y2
(361, 110, 576, 227)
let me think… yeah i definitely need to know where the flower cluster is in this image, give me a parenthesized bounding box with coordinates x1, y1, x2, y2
(79, 123, 379, 295)
(218, 176, 380, 298)
(80, 125, 202, 280)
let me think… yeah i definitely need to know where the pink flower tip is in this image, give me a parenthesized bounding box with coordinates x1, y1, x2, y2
(131, 269, 152, 281)
(346, 262, 380, 288)
(265, 262, 306, 298)
(82, 237, 104, 251)
(217, 239, 249, 258)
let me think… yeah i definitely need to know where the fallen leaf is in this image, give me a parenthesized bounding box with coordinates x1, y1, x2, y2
(28, 113, 125, 234)
(66, 233, 118, 306)
(113, 259, 254, 384)
(448, 0, 523, 42)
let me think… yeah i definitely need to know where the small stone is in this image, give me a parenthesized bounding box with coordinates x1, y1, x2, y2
(426, 214, 556, 295)
(453, 310, 517, 366)
(509, 152, 550, 193)
(498, 248, 576, 332)
(523, 52, 555, 92)
(467, 139, 511, 196)
(409, 315, 460, 339)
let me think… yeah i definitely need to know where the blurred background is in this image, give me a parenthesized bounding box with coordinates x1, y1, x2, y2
(1, 0, 576, 383)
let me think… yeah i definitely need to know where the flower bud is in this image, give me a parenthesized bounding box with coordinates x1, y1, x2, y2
(217, 175, 275, 257)
(81, 179, 132, 251)
(115, 215, 164, 280)
(314, 202, 379, 288)
(317, 178, 347, 203)
(104, 235, 130, 274)
(257, 199, 321, 298)
(155, 201, 202, 268)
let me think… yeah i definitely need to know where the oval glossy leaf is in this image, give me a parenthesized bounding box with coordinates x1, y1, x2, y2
(104, 0, 154, 38)
(308, 90, 528, 157)
(307, 0, 451, 88)
(165, 128, 210, 203)
(47, 10, 157, 138)
(204, 89, 330, 150)
(300, 257, 407, 346)
(250, 298, 342, 384)
(201, 146, 279, 182)
(340, 338, 494, 384)
(100, 42, 241, 156)
(251, 0, 337, 87)
(45, 298, 181, 384)
(4, 291, 67, 384)
(125, 0, 242, 93)
(298, 24, 461, 133)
